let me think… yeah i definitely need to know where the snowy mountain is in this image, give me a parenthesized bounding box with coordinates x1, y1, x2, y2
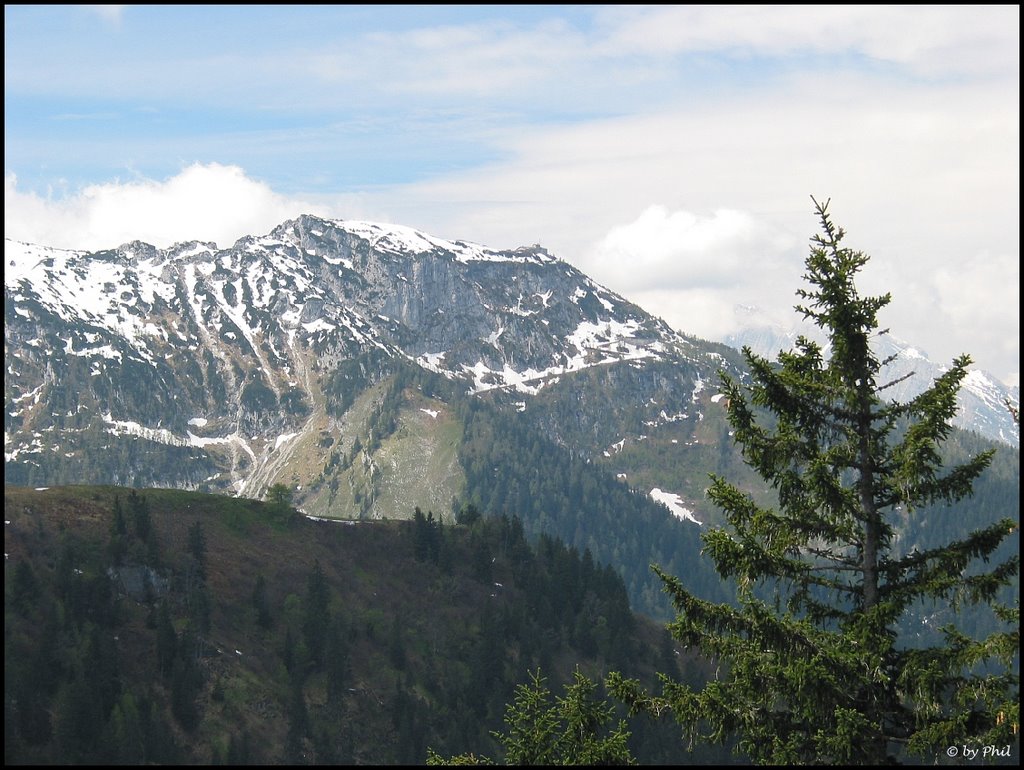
(4, 215, 737, 521)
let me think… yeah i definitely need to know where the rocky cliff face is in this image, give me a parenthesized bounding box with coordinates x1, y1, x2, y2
(5, 215, 738, 515)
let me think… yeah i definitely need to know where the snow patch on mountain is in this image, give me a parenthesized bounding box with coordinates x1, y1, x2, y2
(650, 488, 702, 525)
(97, 412, 257, 462)
(275, 432, 299, 450)
(102, 413, 190, 448)
(329, 219, 556, 266)
(460, 317, 664, 396)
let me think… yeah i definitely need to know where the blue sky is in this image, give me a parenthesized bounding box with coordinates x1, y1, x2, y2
(4, 5, 1019, 385)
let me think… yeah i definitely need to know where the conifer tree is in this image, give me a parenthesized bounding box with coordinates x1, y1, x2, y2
(428, 668, 634, 765)
(265, 482, 296, 526)
(266, 483, 292, 508)
(609, 198, 1019, 764)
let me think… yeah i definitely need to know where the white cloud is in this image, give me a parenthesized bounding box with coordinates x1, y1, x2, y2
(587, 206, 795, 291)
(357, 20, 588, 98)
(595, 5, 1019, 78)
(931, 251, 1020, 371)
(4, 163, 323, 251)
(86, 5, 126, 25)
(581, 205, 799, 344)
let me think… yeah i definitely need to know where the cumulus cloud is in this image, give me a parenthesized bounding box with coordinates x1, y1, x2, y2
(581, 206, 800, 342)
(586, 206, 795, 291)
(4, 163, 324, 251)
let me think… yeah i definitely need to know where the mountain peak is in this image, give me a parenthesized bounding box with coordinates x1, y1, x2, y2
(274, 214, 561, 267)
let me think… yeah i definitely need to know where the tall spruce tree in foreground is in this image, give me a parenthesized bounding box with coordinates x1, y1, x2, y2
(609, 198, 1019, 764)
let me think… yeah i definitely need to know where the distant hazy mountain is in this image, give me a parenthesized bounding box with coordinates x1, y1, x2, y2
(725, 311, 1019, 448)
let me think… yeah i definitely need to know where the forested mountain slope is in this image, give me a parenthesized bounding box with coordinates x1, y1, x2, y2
(5, 484, 729, 765)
